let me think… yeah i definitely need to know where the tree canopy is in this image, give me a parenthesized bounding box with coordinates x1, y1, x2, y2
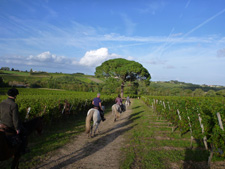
(95, 58, 151, 97)
(95, 58, 151, 83)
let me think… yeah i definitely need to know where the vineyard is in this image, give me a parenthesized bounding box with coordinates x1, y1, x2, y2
(141, 96, 225, 163)
(1, 88, 225, 167)
(0, 88, 116, 124)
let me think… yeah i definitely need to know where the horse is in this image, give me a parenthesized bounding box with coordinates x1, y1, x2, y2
(0, 116, 44, 169)
(125, 100, 131, 107)
(112, 104, 126, 122)
(85, 106, 105, 138)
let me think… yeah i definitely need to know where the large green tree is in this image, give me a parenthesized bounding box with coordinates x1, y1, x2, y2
(95, 58, 151, 97)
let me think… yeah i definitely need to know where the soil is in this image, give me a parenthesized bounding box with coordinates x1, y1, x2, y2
(34, 107, 132, 169)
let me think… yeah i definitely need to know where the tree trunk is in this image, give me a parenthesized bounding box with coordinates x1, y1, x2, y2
(121, 82, 124, 98)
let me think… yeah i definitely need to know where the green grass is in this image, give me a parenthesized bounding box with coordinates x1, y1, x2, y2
(120, 99, 210, 169)
(0, 70, 31, 76)
(0, 70, 103, 86)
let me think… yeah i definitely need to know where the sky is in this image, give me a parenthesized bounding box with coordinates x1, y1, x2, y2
(0, 0, 225, 86)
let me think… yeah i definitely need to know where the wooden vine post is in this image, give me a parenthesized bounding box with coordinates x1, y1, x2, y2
(185, 108, 194, 148)
(208, 112, 224, 166)
(177, 109, 182, 120)
(163, 101, 166, 109)
(25, 107, 31, 121)
(187, 116, 194, 148)
(177, 109, 182, 136)
(172, 109, 181, 133)
(198, 113, 208, 150)
(152, 99, 154, 109)
(217, 112, 224, 131)
(62, 104, 65, 114)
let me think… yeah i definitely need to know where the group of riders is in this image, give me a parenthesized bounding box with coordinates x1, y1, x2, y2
(0, 88, 131, 156)
(92, 93, 130, 122)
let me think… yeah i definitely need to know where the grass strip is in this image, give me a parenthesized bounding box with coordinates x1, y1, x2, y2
(120, 99, 210, 169)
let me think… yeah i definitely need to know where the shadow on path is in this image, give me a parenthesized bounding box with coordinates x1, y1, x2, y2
(37, 115, 136, 169)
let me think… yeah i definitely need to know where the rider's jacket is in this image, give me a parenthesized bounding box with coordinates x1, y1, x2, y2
(115, 97, 122, 105)
(0, 98, 21, 131)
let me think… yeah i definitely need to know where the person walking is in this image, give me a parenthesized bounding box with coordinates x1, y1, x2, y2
(0, 88, 29, 154)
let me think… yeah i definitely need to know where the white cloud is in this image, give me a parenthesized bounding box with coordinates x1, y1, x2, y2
(0, 48, 121, 71)
(0, 51, 74, 69)
(28, 51, 67, 63)
(79, 48, 120, 67)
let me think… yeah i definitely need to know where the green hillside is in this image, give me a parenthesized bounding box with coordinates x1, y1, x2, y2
(0, 70, 104, 92)
(1, 70, 225, 97)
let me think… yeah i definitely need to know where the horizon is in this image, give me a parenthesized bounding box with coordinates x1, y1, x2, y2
(2, 67, 224, 87)
(0, 0, 225, 86)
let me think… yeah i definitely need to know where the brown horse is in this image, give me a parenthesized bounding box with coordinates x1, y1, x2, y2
(0, 116, 44, 169)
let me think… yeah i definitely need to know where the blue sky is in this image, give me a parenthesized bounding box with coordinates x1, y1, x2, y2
(0, 0, 225, 86)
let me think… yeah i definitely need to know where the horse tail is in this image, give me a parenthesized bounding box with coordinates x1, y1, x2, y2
(85, 109, 94, 134)
(112, 105, 114, 115)
(112, 104, 117, 115)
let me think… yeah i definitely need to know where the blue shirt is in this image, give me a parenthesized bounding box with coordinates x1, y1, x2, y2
(93, 97, 101, 107)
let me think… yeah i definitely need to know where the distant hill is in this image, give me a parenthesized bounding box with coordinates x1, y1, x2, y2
(151, 80, 225, 92)
(0, 70, 104, 91)
(1, 70, 225, 96)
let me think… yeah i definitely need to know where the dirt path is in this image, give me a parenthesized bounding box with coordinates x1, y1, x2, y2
(35, 106, 132, 169)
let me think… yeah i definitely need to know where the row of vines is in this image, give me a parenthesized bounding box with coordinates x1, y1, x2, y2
(141, 96, 225, 161)
(0, 88, 116, 124)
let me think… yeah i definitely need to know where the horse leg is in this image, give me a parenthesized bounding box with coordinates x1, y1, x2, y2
(96, 123, 100, 134)
(11, 153, 20, 169)
(90, 125, 93, 138)
(93, 123, 99, 137)
(114, 115, 116, 122)
(112, 108, 116, 122)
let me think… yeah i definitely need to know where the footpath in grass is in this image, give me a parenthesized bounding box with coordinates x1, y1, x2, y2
(121, 99, 224, 169)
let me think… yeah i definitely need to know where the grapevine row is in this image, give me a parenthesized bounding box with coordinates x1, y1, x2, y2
(141, 96, 225, 160)
(0, 88, 116, 123)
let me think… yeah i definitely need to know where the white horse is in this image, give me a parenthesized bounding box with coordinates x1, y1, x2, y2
(85, 106, 104, 138)
(112, 104, 126, 122)
(125, 100, 131, 107)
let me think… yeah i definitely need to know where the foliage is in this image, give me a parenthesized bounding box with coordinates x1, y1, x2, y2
(101, 77, 121, 94)
(0, 88, 116, 123)
(0, 70, 103, 92)
(205, 90, 216, 97)
(141, 96, 225, 159)
(192, 88, 205, 97)
(121, 99, 211, 169)
(95, 58, 151, 84)
(0, 77, 8, 87)
(124, 81, 139, 95)
(148, 81, 225, 97)
(216, 89, 225, 97)
(1, 70, 225, 97)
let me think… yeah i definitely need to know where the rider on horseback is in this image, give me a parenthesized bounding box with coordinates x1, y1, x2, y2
(92, 93, 106, 121)
(126, 95, 131, 104)
(0, 88, 29, 154)
(115, 94, 125, 112)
